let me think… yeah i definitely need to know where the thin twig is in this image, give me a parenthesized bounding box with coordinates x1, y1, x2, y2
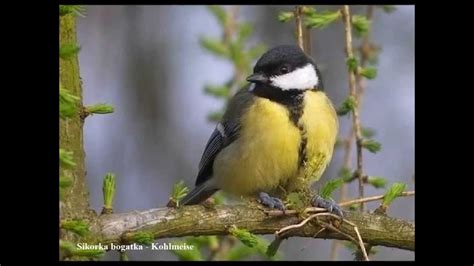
(294, 6, 305, 51)
(353, 226, 369, 261)
(322, 221, 358, 244)
(312, 227, 326, 238)
(325, 219, 369, 261)
(276, 211, 369, 261)
(341, 5, 365, 212)
(223, 6, 239, 43)
(331, 5, 376, 260)
(339, 191, 414, 207)
(276, 212, 330, 236)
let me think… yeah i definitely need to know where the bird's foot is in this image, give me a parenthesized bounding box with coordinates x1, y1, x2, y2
(311, 195, 344, 218)
(258, 192, 286, 211)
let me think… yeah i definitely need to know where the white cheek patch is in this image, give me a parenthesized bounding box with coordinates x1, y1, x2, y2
(270, 64, 319, 91)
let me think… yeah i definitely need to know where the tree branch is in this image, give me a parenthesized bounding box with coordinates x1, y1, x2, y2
(341, 5, 365, 212)
(94, 205, 414, 252)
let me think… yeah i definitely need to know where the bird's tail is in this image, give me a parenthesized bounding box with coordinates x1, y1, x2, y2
(179, 182, 218, 206)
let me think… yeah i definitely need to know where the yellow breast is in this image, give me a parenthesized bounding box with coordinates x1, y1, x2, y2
(213, 90, 338, 196)
(213, 97, 301, 196)
(295, 90, 339, 187)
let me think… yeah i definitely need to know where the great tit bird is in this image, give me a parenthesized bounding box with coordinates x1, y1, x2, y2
(180, 45, 342, 215)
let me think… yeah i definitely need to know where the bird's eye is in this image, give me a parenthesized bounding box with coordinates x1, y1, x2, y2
(280, 65, 289, 74)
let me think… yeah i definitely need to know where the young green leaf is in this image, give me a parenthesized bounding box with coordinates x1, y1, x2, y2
(305, 10, 341, 29)
(169, 240, 203, 261)
(256, 236, 281, 260)
(278, 11, 294, 22)
(60, 43, 81, 60)
(382, 182, 407, 207)
(359, 66, 378, 79)
(103, 173, 116, 209)
(204, 85, 230, 98)
(171, 181, 189, 207)
(85, 104, 114, 115)
(346, 57, 359, 71)
(266, 237, 282, 258)
(301, 6, 317, 16)
(60, 149, 76, 168)
(337, 96, 357, 116)
(361, 127, 376, 138)
(73, 248, 105, 259)
(200, 37, 229, 58)
(212, 192, 226, 205)
(130, 232, 154, 246)
(229, 226, 258, 248)
(339, 167, 353, 182)
(207, 5, 227, 26)
(319, 178, 344, 199)
(61, 220, 89, 237)
(361, 139, 382, 153)
(60, 86, 79, 119)
(352, 15, 371, 37)
(60, 176, 73, 188)
(367, 176, 387, 188)
(60, 101, 77, 119)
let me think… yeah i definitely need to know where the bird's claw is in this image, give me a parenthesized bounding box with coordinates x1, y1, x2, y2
(311, 195, 344, 218)
(258, 192, 286, 211)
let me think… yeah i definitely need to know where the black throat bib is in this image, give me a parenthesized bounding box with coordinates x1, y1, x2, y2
(251, 84, 306, 125)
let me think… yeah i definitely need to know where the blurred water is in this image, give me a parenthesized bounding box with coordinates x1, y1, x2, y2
(77, 5, 414, 261)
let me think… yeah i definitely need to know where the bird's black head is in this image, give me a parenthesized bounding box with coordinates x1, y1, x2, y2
(246, 45, 322, 92)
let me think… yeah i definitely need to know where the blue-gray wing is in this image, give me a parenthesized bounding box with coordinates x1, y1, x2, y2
(195, 121, 240, 186)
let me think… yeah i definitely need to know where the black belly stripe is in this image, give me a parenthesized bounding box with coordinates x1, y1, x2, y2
(298, 125, 308, 167)
(286, 94, 308, 167)
(251, 84, 309, 167)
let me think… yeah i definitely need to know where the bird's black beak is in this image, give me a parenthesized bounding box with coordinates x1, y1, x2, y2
(246, 73, 269, 84)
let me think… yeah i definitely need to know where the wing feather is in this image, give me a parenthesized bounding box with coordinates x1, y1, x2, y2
(195, 121, 240, 186)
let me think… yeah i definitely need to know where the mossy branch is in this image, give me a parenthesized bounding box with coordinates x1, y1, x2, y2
(95, 204, 414, 251)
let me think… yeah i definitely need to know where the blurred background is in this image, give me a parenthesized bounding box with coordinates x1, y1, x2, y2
(77, 5, 414, 261)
